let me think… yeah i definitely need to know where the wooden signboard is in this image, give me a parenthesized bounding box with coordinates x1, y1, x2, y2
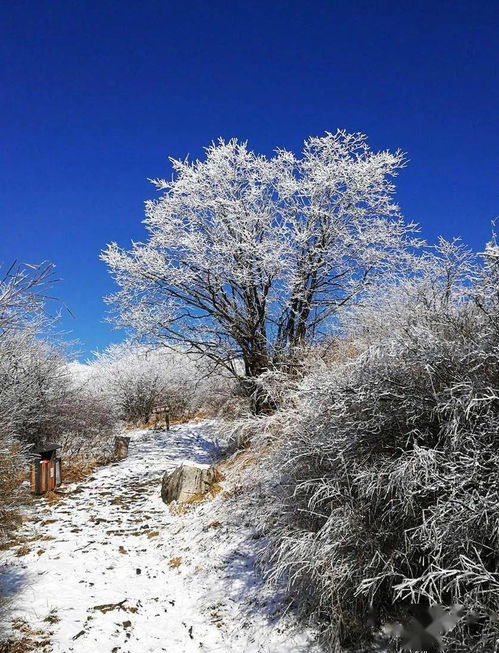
(152, 406, 170, 430)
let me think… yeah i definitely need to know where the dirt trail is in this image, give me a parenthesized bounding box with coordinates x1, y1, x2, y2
(0, 423, 321, 653)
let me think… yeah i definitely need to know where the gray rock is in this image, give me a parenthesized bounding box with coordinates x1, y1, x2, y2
(161, 464, 216, 504)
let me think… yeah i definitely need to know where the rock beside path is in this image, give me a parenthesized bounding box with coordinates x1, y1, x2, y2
(161, 464, 217, 504)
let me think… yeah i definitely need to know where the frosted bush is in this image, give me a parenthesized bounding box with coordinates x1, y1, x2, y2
(0, 262, 58, 541)
(258, 240, 499, 650)
(86, 343, 233, 424)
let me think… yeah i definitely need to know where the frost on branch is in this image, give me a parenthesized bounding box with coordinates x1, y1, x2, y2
(102, 131, 421, 411)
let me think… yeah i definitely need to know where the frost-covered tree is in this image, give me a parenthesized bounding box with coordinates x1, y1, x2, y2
(0, 260, 118, 539)
(0, 261, 57, 538)
(0, 261, 55, 336)
(102, 131, 420, 411)
(88, 343, 189, 424)
(87, 342, 232, 424)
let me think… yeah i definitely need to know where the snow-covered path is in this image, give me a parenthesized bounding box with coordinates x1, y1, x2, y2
(1, 423, 322, 653)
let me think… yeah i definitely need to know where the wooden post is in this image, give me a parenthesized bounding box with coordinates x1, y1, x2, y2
(114, 436, 131, 460)
(151, 406, 170, 430)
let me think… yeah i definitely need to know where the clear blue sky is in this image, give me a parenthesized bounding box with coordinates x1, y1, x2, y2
(1, 0, 497, 358)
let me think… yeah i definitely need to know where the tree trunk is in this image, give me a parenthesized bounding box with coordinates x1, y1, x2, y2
(242, 352, 276, 415)
(250, 382, 275, 415)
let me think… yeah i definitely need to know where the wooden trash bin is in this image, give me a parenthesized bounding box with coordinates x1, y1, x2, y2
(30, 444, 62, 495)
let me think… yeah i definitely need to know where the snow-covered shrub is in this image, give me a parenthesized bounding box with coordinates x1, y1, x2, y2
(0, 332, 64, 445)
(0, 399, 27, 542)
(258, 240, 499, 650)
(50, 384, 118, 459)
(0, 331, 118, 455)
(0, 262, 56, 541)
(0, 262, 119, 544)
(87, 343, 233, 425)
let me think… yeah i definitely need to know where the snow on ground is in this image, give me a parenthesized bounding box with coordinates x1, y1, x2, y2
(0, 421, 323, 652)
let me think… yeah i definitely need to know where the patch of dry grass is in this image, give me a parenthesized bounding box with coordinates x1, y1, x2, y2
(0, 538, 21, 551)
(0, 618, 53, 651)
(208, 483, 223, 498)
(184, 492, 205, 504)
(219, 444, 274, 475)
(169, 556, 182, 569)
(0, 509, 25, 538)
(61, 458, 98, 484)
(43, 610, 59, 625)
(168, 503, 188, 516)
(42, 490, 62, 504)
(0, 636, 50, 653)
(15, 544, 31, 557)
